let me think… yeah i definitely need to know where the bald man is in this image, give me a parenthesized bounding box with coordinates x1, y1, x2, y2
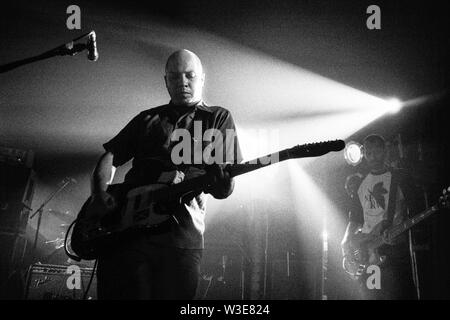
(82, 50, 242, 299)
(164, 49, 205, 107)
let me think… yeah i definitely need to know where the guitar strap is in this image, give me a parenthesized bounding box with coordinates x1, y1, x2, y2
(384, 168, 399, 230)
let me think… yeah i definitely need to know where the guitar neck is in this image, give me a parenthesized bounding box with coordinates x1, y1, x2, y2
(389, 205, 439, 238)
(228, 148, 293, 178)
(150, 140, 344, 201)
(372, 205, 440, 249)
(166, 149, 292, 199)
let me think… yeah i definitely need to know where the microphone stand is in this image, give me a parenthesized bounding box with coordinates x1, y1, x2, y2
(29, 179, 73, 263)
(397, 133, 422, 299)
(0, 31, 93, 74)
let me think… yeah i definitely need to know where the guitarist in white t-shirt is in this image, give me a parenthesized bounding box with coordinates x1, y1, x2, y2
(341, 134, 420, 300)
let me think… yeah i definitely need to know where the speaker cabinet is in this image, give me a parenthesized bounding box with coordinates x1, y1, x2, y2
(25, 264, 97, 300)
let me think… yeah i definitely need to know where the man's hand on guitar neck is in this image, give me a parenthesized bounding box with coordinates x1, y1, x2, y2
(204, 164, 234, 199)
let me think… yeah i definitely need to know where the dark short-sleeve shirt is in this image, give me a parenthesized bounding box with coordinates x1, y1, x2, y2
(103, 101, 243, 249)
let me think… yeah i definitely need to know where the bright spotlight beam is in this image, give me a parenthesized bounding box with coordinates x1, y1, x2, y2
(384, 98, 402, 114)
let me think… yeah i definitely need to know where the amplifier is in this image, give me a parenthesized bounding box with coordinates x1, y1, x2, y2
(25, 264, 97, 300)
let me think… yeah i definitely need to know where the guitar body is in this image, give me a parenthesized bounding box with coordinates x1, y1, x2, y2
(71, 183, 178, 260)
(342, 222, 386, 280)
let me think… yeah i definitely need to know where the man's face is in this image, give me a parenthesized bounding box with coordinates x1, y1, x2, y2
(363, 141, 386, 170)
(164, 52, 205, 106)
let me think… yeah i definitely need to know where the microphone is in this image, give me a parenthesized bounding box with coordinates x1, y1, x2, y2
(87, 31, 98, 61)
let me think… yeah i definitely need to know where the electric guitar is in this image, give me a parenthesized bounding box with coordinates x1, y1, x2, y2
(71, 140, 345, 260)
(343, 189, 449, 280)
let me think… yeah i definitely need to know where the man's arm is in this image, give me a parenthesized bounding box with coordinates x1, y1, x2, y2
(341, 184, 364, 256)
(341, 221, 361, 256)
(91, 151, 117, 207)
(205, 109, 241, 199)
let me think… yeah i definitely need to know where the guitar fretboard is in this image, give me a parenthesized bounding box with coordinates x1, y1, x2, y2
(153, 149, 291, 202)
(389, 205, 439, 239)
(371, 205, 440, 249)
(129, 140, 344, 205)
(228, 149, 290, 177)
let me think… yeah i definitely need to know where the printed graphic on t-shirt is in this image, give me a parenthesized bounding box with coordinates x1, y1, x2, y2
(365, 181, 388, 211)
(357, 171, 406, 234)
(358, 172, 392, 233)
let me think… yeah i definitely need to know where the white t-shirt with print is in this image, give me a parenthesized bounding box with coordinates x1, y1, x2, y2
(357, 171, 405, 234)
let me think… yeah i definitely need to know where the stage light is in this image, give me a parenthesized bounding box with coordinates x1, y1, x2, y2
(384, 98, 402, 114)
(322, 229, 328, 242)
(344, 141, 363, 166)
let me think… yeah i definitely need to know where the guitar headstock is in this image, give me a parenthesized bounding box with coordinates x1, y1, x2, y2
(288, 139, 345, 158)
(439, 187, 450, 209)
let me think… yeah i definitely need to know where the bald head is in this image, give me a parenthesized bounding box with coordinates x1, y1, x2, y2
(164, 50, 205, 106)
(165, 49, 203, 74)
